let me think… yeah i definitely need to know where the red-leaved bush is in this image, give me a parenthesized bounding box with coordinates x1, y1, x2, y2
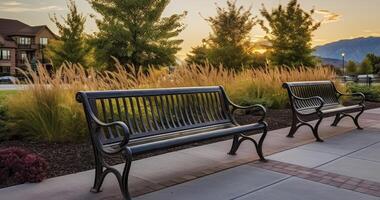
(0, 147, 48, 184)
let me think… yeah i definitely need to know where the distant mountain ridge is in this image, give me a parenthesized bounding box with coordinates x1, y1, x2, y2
(314, 37, 380, 62)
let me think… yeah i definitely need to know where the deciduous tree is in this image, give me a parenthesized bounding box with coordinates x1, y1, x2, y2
(186, 0, 258, 71)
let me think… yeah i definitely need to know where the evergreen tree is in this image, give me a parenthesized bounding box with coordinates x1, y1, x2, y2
(259, 0, 321, 67)
(89, 0, 186, 69)
(186, 0, 257, 71)
(46, 0, 90, 67)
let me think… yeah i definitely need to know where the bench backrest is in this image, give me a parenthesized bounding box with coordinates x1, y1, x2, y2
(77, 86, 232, 145)
(282, 81, 339, 110)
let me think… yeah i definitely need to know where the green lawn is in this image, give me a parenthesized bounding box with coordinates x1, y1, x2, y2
(0, 90, 17, 104)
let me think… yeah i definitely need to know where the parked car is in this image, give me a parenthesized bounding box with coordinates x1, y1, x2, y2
(0, 76, 18, 84)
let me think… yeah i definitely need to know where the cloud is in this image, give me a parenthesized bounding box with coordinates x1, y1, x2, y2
(2, 1, 22, 6)
(315, 9, 341, 24)
(0, 1, 64, 13)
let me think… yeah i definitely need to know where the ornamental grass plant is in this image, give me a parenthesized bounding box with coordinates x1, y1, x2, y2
(3, 62, 340, 142)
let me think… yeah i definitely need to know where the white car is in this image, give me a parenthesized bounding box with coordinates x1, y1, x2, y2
(0, 76, 18, 84)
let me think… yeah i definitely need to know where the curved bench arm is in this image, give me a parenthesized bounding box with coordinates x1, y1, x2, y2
(337, 92, 365, 105)
(219, 87, 266, 123)
(292, 95, 325, 113)
(225, 97, 266, 123)
(77, 92, 131, 155)
(89, 112, 131, 155)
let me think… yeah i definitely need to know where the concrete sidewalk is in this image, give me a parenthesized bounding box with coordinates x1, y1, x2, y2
(1, 108, 380, 200)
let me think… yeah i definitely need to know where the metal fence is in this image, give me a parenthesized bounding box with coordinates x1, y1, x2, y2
(338, 76, 380, 86)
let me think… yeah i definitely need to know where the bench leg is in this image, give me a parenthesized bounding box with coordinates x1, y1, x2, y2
(331, 113, 341, 127)
(331, 107, 364, 130)
(354, 107, 365, 130)
(91, 150, 105, 193)
(228, 135, 240, 155)
(287, 112, 299, 138)
(120, 148, 133, 200)
(90, 148, 133, 200)
(228, 127, 267, 162)
(313, 116, 324, 142)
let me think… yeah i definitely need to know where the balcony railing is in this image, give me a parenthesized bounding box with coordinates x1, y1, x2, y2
(17, 44, 38, 49)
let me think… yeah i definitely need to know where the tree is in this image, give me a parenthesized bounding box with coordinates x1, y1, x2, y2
(365, 53, 380, 74)
(89, 0, 186, 69)
(186, 0, 258, 71)
(259, 0, 321, 67)
(46, 0, 91, 67)
(185, 43, 209, 65)
(359, 58, 373, 74)
(346, 60, 357, 75)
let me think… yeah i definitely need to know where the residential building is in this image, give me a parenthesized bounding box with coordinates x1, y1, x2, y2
(0, 18, 56, 76)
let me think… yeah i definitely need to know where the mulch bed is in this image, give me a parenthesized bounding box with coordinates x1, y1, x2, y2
(1, 101, 379, 189)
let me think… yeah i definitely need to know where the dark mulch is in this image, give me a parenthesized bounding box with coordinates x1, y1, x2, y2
(1, 101, 379, 189)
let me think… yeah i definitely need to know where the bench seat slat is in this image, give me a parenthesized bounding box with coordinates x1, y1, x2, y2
(128, 122, 265, 155)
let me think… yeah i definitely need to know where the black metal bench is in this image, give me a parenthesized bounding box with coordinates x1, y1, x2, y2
(76, 86, 268, 200)
(283, 81, 365, 142)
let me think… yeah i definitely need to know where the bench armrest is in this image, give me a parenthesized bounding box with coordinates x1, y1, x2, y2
(292, 95, 325, 112)
(84, 107, 130, 155)
(338, 92, 365, 104)
(224, 95, 266, 123)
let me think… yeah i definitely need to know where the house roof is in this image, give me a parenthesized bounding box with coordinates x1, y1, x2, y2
(0, 18, 53, 40)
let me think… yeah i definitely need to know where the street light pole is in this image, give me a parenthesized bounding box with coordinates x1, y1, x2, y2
(341, 53, 345, 76)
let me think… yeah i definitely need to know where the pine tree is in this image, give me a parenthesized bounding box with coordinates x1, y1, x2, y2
(46, 0, 90, 67)
(259, 0, 320, 67)
(186, 0, 257, 71)
(89, 0, 186, 69)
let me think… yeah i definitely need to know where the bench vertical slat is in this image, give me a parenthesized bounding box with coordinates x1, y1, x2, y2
(129, 97, 142, 134)
(137, 97, 149, 133)
(100, 99, 111, 139)
(147, 96, 160, 131)
(165, 95, 178, 128)
(115, 98, 124, 138)
(210, 93, 221, 120)
(179, 94, 192, 125)
(215, 92, 227, 120)
(170, 95, 182, 127)
(175, 95, 185, 126)
(122, 97, 135, 133)
(176, 94, 189, 126)
(206, 92, 218, 121)
(202, 93, 214, 122)
(202, 93, 213, 122)
(153, 96, 167, 130)
(159, 96, 172, 128)
(194, 94, 206, 123)
(186, 94, 199, 124)
(142, 96, 154, 131)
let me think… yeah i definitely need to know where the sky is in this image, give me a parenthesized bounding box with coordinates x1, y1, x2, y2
(1, 0, 380, 59)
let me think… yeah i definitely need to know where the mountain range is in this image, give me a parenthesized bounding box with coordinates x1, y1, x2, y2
(314, 36, 380, 62)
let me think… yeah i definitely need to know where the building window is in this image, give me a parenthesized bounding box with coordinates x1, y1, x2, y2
(0, 49, 11, 60)
(0, 66, 10, 73)
(40, 38, 48, 46)
(19, 37, 31, 45)
(21, 53, 28, 63)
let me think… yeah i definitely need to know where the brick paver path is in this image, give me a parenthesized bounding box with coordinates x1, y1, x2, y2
(251, 160, 380, 197)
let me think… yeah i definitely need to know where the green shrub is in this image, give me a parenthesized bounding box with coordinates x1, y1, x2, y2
(347, 83, 380, 102)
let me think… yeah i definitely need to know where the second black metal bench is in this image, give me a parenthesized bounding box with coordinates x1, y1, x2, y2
(76, 86, 267, 200)
(283, 81, 365, 142)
